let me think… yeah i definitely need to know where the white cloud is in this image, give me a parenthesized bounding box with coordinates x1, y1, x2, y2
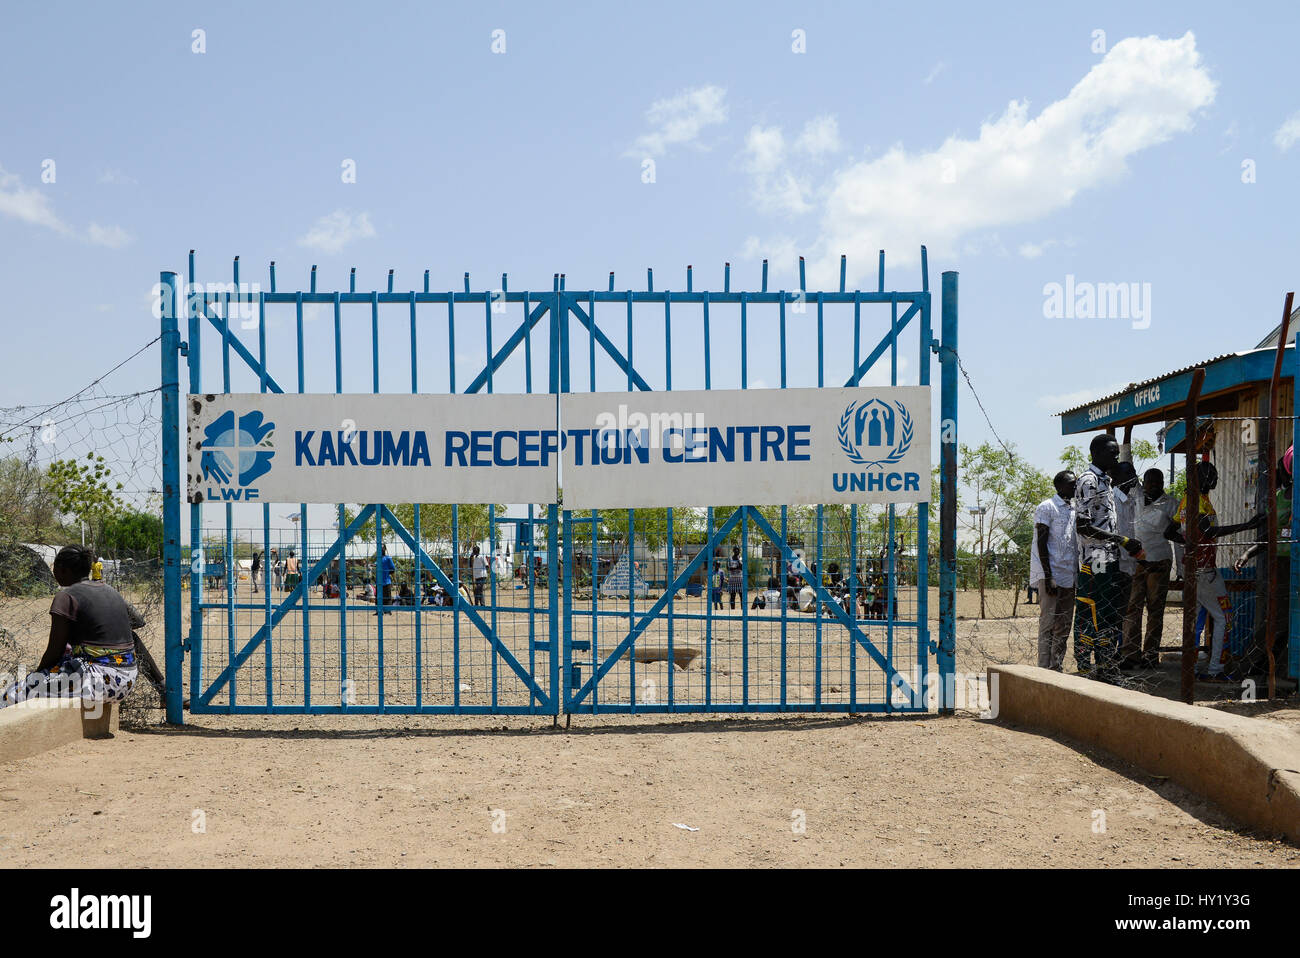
(860, 355, 912, 386)
(923, 62, 946, 85)
(741, 117, 841, 217)
(629, 85, 727, 158)
(1037, 383, 1127, 411)
(1274, 111, 1300, 152)
(0, 165, 73, 235)
(743, 125, 786, 174)
(741, 32, 1216, 285)
(741, 125, 812, 215)
(87, 223, 132, 248)
(795, 115, 842, 158)
(297, 210, 376, 254)
(0, 166, 132, 247)
(1018, 239, 1058, 258)
(1219, 119, 1239, 155)
(98, 169, 137, 186)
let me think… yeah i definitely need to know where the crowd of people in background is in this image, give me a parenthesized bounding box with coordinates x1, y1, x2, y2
(1030, 431, 1285, 685)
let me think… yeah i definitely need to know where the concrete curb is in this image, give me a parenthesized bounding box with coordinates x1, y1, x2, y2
(988, 664, 1300, 844)
(0, 699, 118, 764)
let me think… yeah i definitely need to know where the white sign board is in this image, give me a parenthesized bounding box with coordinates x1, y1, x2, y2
(187, 393, 559, 505)
(559, 387, 930, 509)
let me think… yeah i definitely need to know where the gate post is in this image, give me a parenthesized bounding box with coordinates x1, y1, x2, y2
(160, 271, 185, 725)
(938, 271, 958, 714)
(1292, 331, 1300, 683)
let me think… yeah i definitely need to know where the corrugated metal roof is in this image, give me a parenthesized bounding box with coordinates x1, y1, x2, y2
(1055, 352, 1241, 416)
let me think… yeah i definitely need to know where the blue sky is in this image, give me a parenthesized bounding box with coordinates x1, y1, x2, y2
(2, 1, 1299, 541)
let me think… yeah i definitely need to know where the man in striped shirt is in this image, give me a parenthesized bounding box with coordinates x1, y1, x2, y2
(1073, 435, 1145, 679)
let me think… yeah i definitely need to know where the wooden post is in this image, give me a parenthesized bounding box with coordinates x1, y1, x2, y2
(1265, 292, 1294, 700)
(1181, 368, 1206, 705)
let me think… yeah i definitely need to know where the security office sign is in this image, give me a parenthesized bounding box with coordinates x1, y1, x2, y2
(187, 393, 559, 505)
(559, 387, 930, 509)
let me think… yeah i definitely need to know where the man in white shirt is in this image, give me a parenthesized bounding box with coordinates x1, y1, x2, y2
(471, 545, 489, 606)
(1120, 468, 1179, 670)
(1031, 471, 1079, 671)
(1110, 461, 1140, 658)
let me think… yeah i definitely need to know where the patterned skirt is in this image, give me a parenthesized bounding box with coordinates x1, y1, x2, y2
(0, 648, 137, 708)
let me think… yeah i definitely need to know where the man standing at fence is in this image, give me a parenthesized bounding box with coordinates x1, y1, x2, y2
(1167, 461, 1264, 681)
(726, 546, 744, 611)
(1236, 448, 1293, 672)
(1121, 468, 1179, 669)
(1074, 434, 1144, 680)
(1031, 470, 1078, 671)
(471, 545, 488, 606)
(1110, 461, 1140, 659)
(377, 545, 395, 616)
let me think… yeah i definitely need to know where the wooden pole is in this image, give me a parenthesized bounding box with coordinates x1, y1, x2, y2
(1264, 292, 1294, 700)
(1181, 368, 1206, 705)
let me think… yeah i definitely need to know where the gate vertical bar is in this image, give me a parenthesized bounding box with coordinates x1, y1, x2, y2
(1292, 330, 1300, 684)
(549, 292, 563, 717)
(938, 271, 959, 713)
(916, 248, 931, 702)
(161, 270, 184, 724)
(185, 253, 202, 717)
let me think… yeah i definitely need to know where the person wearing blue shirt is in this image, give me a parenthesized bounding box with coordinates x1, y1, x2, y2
(376, 545, 395, 616)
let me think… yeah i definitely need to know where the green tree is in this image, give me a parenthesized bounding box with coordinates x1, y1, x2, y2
(958, 440, 1049, 618)
(0, 456, 71, 544)
(1001, 466, 1054, 615)
(46, 453, 122, 547)
(100, 509, 164, 555)
(567, 506, 692, 555)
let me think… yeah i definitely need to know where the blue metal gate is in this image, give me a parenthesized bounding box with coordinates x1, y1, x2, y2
(159, 251, 958, 723)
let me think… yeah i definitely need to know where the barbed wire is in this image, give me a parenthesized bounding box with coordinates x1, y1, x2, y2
(0, 337, 163, 511)
(0, 336, 160, 442)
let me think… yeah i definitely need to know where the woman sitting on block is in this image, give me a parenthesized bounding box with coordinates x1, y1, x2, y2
(1, 545, 140, 708)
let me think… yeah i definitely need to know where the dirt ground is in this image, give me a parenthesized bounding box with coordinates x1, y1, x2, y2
(2, 585, 1297, 867)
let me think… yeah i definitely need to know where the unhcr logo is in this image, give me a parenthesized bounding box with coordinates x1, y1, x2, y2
(834, 398, 920, 494)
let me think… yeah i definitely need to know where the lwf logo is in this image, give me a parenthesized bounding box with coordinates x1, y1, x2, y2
(200, 410, 275, 500)
(834, 399, 919, 494)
